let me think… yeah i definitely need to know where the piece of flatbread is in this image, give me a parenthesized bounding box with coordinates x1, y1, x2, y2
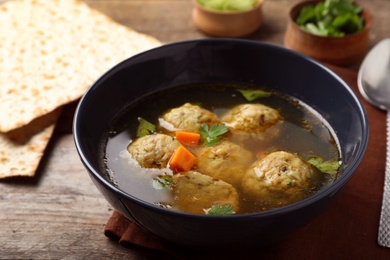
(0, 0, 162, 178)
(0, 108, 62, 178)
(0, 0, 162, 132)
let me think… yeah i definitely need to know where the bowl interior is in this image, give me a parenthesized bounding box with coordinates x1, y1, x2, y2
(75, 39, 367, 179)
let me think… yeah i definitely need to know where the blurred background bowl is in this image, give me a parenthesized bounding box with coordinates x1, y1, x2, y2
(284, 0, 372, 66)
(73, 39, 368, 249)
(192, 0, 264, 37)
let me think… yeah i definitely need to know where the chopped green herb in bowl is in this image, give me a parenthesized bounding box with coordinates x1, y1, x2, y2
(192, 0, 264, 37)
(284, 0, 372, 65)
(295, 0, 364, 37)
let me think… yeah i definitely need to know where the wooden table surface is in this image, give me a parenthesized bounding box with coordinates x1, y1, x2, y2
(1, 0, 389, 259)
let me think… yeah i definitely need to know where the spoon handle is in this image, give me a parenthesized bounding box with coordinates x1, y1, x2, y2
(378, 111, 390, 247)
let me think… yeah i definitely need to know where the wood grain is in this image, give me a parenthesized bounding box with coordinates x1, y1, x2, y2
(1, 0, 389, 259)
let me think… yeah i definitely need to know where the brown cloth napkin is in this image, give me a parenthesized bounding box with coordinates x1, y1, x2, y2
(104, 65, 390, 259)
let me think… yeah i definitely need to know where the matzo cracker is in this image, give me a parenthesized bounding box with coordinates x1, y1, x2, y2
(0, 0, 161, 132)
(0, 108, 61, 178)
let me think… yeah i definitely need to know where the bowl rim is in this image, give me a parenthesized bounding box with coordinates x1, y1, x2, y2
(73, 38, 369, 219)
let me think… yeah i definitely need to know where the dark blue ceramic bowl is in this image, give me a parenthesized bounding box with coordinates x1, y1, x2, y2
(73, 39, 368, 248)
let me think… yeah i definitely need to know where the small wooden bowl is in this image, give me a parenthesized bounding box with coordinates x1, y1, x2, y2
(284, 0, 372, 66)
(192, 0, 264, 38)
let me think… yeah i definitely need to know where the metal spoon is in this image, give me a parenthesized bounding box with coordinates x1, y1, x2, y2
(358, 38, 390, 248)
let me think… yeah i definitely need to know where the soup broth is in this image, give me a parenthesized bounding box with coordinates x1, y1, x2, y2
(101, 83, 341, 215)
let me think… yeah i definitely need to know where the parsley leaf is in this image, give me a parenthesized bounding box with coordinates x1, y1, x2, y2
(199, 124, 228, 146)
(238, 89, 271, 101)
(207, 204, 234, 216)
(152, 175, 173, 189)
(308, 157, 341, 174)
(137, 117, 156, 138)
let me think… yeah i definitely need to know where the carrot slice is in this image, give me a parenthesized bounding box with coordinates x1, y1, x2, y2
(175, 131, 200, 147)
(169, 145, 197, 172)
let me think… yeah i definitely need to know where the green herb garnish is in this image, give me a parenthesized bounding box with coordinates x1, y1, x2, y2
(207, 204, 234, 216)
(153, 175, 173, 189)
(295, 0, 364, 37)
(238, 89, 271, 101)
(199, 124, 229, 146)
(308, 157, 341, 174)
(136, 117, 156, 138)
